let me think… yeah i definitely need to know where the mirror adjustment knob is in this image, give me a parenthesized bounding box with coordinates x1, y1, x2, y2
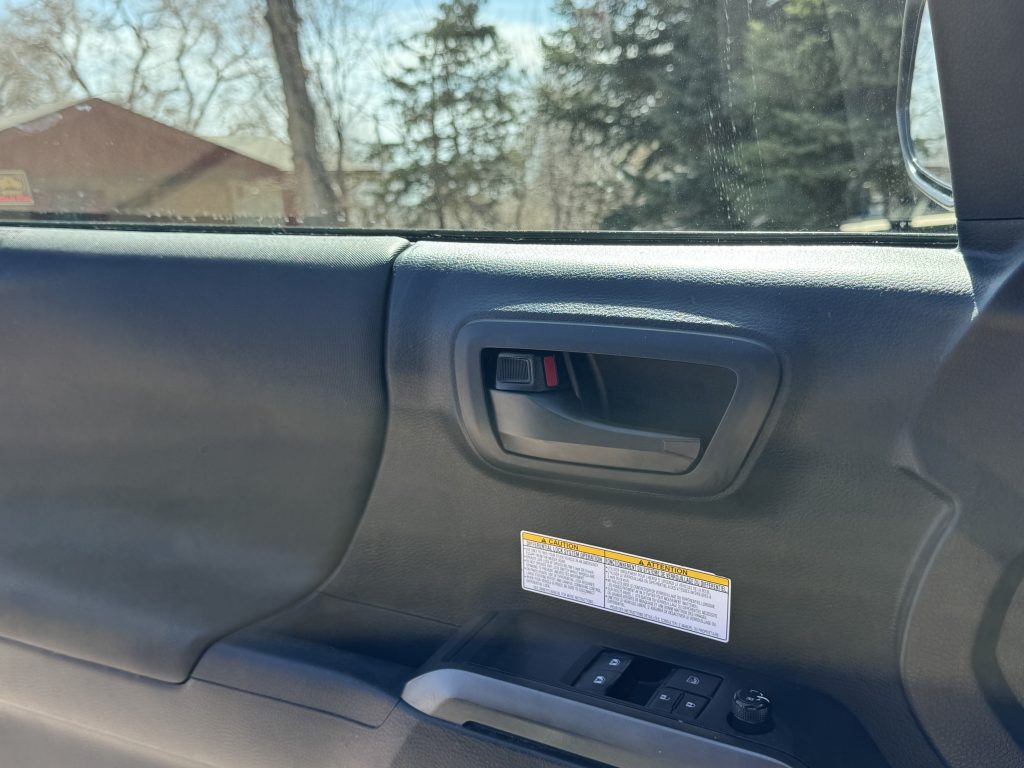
(730, 689, 772, 733)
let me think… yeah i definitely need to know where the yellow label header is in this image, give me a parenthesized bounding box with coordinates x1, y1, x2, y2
(521, 531, 728, 586)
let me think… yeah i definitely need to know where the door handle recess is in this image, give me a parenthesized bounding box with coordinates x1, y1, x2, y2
(456, 322, 779, 495)
(490, 389, 701, 474)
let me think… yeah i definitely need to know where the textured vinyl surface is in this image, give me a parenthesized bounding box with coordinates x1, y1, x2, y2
(0, 705, 207, 768)
(323, 240, 975, 768)
(0, 227, 405, 681)
(2, 227, 1019, 768)
(902, 239, 1024, 768)
(0, 631, 575, 768)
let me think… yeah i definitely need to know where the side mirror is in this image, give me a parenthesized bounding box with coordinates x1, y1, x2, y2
(897, 0, 953, 210)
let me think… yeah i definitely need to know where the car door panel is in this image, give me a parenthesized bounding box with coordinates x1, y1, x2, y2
(0, 704, 205, 768)
(4, 217, 1024, 768)
(315, 239, 973, 768)
(1, 0, 1023, 763)
(1, 217, 1024, 768)
(0, 227, 403, 681)
(901, 237, 1024, 768)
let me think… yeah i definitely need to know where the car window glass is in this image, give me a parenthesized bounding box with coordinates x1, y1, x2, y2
(0, 0, 954, 233)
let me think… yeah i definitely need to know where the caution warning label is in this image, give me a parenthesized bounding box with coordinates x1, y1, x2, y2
(521, 531, 731, 642)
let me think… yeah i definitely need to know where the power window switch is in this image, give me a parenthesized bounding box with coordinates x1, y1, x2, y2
(574, 651, 632, 694)
(649, 687, 684, 714)
(675, 693, 710, 718)
(591, 651, 633, 675)
(575, 667, 620, 694)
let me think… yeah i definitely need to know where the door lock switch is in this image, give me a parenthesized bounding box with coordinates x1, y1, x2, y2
(676, 693, 710, 718)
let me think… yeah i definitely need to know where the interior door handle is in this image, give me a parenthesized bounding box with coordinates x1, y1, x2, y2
(490, 389, 701, 474)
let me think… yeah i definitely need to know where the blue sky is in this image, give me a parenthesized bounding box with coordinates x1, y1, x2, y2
(480, 0, 554, 26)
(380, 0, 556, 75)
(390, 0, 555, 27)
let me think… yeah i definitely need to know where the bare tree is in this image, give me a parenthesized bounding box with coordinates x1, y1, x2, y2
(0, 30, 41, 113)
(299, 0, 387, 221)
(157, 0, 270, 132)
(111, 0, 159, 112)
(0, 0, 276, 136)
(106, 0, 276, 133)
(265, 0, 340, 222)
(0, 0, 100, 107)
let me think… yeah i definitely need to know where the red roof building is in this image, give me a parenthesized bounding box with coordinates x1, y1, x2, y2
(0, 98, 288, 222)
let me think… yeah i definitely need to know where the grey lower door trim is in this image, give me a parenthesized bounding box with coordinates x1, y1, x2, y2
(402, 669, 800, 768)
